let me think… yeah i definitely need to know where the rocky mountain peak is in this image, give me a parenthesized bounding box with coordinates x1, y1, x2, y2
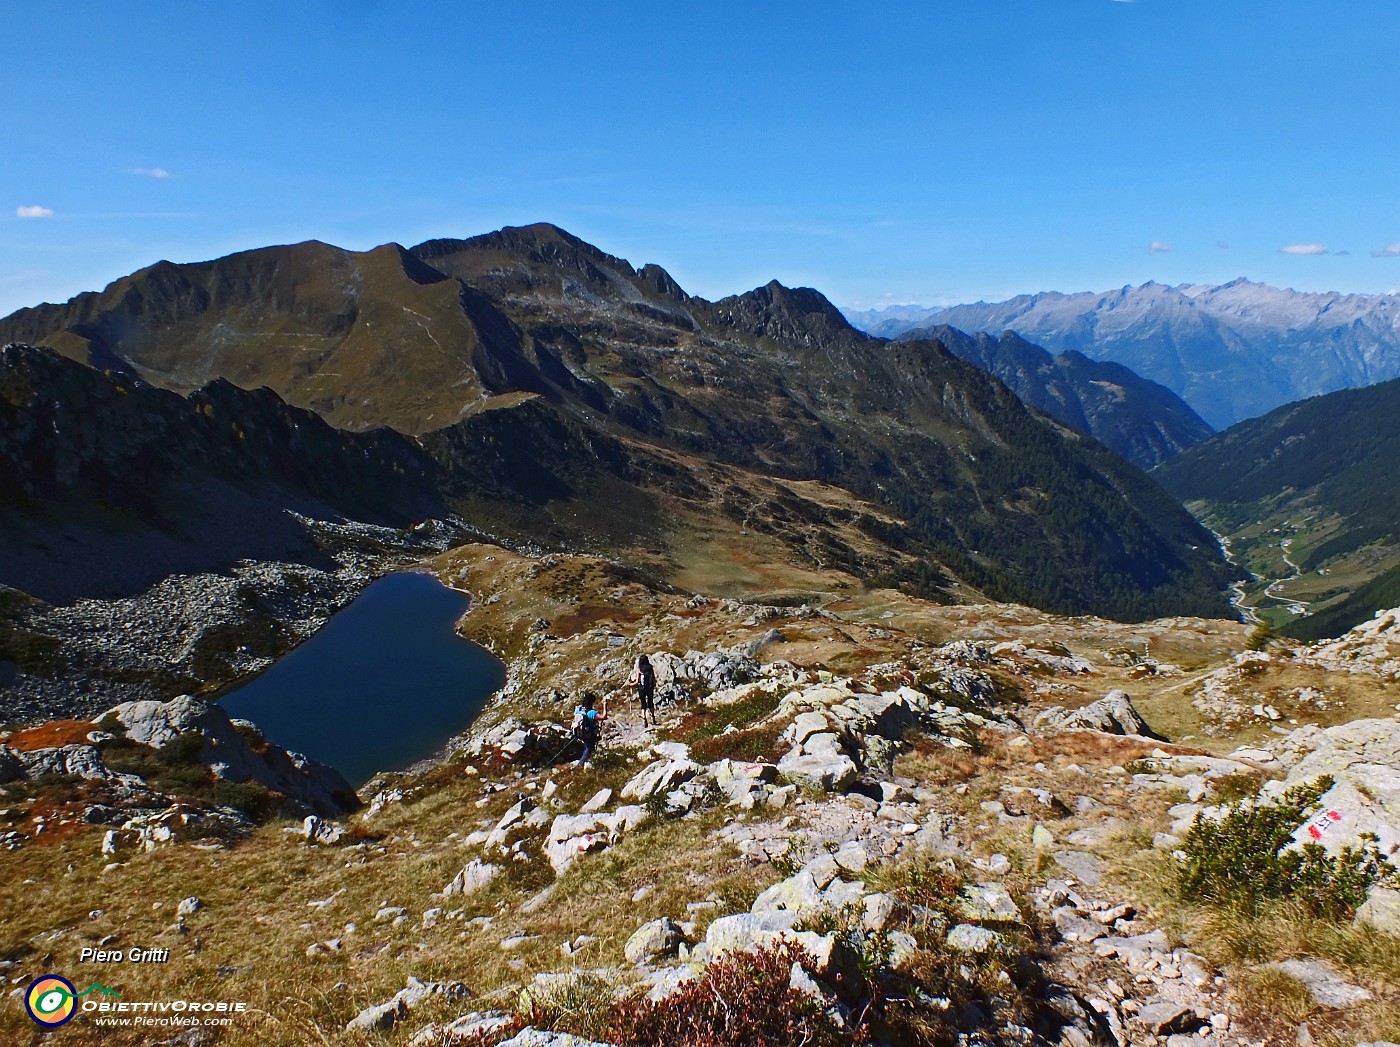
(711, 280, 855, 345)
(636, 262, 689, 302)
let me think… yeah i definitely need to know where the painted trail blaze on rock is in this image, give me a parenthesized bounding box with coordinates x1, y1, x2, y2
(1304, 809, 1343, 841)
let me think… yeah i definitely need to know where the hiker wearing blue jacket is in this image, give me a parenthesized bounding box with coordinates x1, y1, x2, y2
(572, 692, 607, 768)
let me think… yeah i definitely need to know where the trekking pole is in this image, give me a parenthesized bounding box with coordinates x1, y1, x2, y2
(546, 730, 579, 766)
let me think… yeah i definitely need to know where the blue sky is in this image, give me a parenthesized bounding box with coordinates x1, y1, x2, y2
(4, 1, 1399, 317)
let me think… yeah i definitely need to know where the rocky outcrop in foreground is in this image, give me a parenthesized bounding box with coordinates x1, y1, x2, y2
(0, 693, 359, 857)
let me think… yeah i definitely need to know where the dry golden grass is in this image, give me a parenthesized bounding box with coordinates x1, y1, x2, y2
(0, 742, 785, 1047)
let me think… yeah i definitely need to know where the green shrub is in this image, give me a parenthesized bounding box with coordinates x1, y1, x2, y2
(209, 780, 280, 821)
(1245, 621, 1277, 652)
(1173, 776, 1395, 919)
(152, 762, 214, 794)
(161, 731, 207, 766)
(232, 722, 268, 753)
(688, 723, 784, 764)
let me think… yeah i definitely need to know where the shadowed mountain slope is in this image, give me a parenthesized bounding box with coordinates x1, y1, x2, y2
(897, 325, 1214, 470)
(0, 342, 445, 603)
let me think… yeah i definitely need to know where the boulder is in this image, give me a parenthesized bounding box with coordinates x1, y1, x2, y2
(1036, 690, 1163, 739)
(752, 871, 825, 917)
(1269, 720, 1400, 863)
(1052, 851, 1105, 886)
(777, 751, 858, 792)
(1357, 886, 1400, 936)
(946, 924, 1002, 953)
(624, 917, 685, 965)
(442, 859, 500, 898)
(956, 884, 1022, 924)
(303, 816, 346, 846)
(1264, 959, 1373, 1008)
(412, 1012, 515, 1045)
(17, 744, 115, 781)
(580, 788, 612, 814)
(346, 998, 408, 1033)
(862, 892, 896, 932)
(620, 759, 697, 801)
(703, 910, 801, 956)
(497, 1030, 615, 1047)
(348, 979, 469, 1035)
(99, 696, 359, 816)
(789, 712, 831, 746)
(1135, 1001, 1207, 1036)
(649, 643, 760, 701)
(486, 799, 535, 848)
(545, 814, 616, 874)
(847, 692, 916, 740)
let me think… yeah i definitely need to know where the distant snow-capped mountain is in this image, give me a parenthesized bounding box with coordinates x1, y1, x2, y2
(845, 279, 1400, 428)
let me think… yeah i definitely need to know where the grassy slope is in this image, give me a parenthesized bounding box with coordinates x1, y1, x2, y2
(6, 542, 1399, 1047)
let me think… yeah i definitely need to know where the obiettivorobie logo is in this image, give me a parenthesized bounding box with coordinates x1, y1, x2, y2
(24, 975, 121, 1027)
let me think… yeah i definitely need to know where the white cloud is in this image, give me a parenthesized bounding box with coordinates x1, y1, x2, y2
(1373, 244, 1400, 258)
(1280, 243, 1329, 255)
(1334, 249, 1351, 256)
(16, 204, 54, 218)
(1216, 240, 1230, 249)
(1150, 241, 1171, 253)
(131, 167, 171, 178)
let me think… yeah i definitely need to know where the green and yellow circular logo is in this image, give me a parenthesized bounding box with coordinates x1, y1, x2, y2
(25, 975, 78, 1027)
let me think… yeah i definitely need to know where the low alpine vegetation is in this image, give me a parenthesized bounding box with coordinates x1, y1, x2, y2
(1173, 776, 1396, 919)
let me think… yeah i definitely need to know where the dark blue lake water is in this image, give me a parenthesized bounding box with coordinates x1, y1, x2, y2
(220, 571, 504, 786)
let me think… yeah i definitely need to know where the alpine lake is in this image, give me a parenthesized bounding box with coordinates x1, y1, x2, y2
(220, 571, 505, 787)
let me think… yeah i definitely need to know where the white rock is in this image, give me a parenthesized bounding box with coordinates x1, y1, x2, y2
(947, 924, 1002, 953)
(442, 859, 500, 898)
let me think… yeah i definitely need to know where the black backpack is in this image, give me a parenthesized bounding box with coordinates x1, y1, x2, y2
(575, 708, 600, 742)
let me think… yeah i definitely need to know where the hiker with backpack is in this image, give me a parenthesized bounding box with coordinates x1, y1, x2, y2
(628, 653, 657, 727)
(571, 692, 607, 768)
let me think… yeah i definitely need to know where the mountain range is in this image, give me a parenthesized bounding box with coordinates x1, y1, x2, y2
(0, 223, 1235, 628)
(846, 280, 1400, 429)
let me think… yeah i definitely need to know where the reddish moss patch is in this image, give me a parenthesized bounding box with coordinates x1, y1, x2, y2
(551, 604, 643, 637)
(7, 720, 96, 752)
